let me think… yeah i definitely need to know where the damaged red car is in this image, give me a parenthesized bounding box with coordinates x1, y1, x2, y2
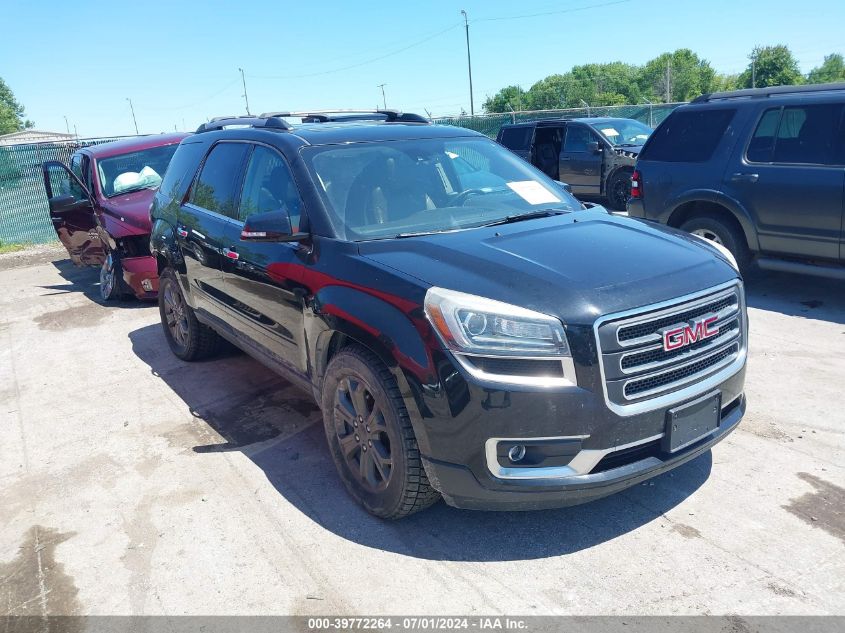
(42, 133, 187, 300)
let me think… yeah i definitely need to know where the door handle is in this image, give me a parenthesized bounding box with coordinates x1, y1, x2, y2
(730, 173, 759, 183)
(223, 247, 239, 261)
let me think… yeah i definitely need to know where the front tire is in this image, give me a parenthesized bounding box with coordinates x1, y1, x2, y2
(607, 169, 633, 211)
(99, 253, 129, 302)
(158, 267, 220, 361)
(321, 346, 440, 519)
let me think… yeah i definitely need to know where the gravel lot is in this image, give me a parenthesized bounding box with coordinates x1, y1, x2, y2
(1, 249, 843, 616)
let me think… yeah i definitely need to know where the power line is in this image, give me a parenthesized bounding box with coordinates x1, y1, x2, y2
(474, 0, 631, 23)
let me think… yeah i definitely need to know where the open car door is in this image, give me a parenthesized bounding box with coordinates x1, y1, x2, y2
(42, 160, 105, 267)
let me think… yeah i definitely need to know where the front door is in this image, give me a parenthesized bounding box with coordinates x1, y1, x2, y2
(177, 141, 250, 320)
(559, 124, 603, 195)
(42, 160, 105, 266)
(730, 102, 845, 261)
(219, 144, 309, 375)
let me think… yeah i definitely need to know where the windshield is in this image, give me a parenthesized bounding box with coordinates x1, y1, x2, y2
(97, 144, 180, 197)
(302, 136, 581, 241)
(588, 119, 652, 146)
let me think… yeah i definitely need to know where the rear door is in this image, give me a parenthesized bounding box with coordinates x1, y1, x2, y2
(559, 123, 603, 194)
(219, 144, 309, 374)
(730, 101, 844, 261)
(497, 125, 533, 162)
(177, 141, 250, 320)
(42, 160, 105, 266)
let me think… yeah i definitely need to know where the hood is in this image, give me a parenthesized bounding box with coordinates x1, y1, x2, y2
(99, 188, 155, 237)
(358, 210, 738, 324)
(612, 145, 642, 159)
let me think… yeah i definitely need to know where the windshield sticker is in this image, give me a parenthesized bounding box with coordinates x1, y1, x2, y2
(506, 181, 561, 205)
(601, 128, 619, 137)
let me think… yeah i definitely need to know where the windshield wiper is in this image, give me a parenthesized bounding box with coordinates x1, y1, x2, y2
(480, 209, 566, 228)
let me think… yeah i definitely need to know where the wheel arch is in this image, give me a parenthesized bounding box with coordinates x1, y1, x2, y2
(665, 196, 759, 252)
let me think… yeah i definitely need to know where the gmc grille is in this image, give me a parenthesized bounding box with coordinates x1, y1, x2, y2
(594, 283, 746, 414)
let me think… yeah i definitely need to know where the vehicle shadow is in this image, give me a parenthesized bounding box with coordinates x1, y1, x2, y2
(37, 258, 150, 308)
(129, 323, 712, 562)
(744, 269, 845, 325)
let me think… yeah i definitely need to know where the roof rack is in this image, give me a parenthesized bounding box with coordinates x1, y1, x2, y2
(259, 109, 430, 124)
(195, 115, 291, 133)
(692, 82, 845, 103)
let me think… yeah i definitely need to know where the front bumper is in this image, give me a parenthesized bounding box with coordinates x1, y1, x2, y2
(121, 255, 159, 300)
(413, 358, 746, 511)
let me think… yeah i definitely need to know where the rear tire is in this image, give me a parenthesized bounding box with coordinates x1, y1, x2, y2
(321, 345, 440, 519)
(158, 267, 220, 361)
(680, 214, 751, 271)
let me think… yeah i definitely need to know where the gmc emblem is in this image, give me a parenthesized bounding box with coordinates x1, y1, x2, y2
(661, 315, 719, 352)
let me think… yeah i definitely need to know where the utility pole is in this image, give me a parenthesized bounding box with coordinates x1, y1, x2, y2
(126, 98, 139, 135)
(63, 116, 70, 135)
(665, 60, 672, 103)
(239, 68, 251, 115)
(580, 99, 591, 117)
(377, 84, 387, 109)
(460, 10, 475, 116)
(752, 57, 757, 88)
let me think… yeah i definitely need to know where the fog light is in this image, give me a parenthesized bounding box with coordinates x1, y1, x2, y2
(508, 444, 526, 463)
(141, 279, 153, 292)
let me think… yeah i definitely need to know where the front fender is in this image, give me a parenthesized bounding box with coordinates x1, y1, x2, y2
(308, 284, 439, 454)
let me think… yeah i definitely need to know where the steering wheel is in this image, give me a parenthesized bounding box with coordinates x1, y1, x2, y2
(452, 189, 487, 207)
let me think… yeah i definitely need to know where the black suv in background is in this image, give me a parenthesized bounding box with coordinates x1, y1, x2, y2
(628, 84, 845, 278)
(497, 117, 653, 209)
(151, 110, 746, 519)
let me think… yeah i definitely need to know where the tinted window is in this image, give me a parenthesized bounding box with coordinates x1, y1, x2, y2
(746, 108, 781, 162)
(189, 143, 249, 217)
(499, 126, 532, 151)
(640, 108, 735, 162)
(835, 108, 845, 165)
(239, 145, 302, 229)
(158, 141, 204, 202)
(563, 126, 595, 152)
(70, 154, 84, 182)
(772, 104, 841, 165)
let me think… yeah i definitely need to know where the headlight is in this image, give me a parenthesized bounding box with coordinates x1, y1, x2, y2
(424, 287, 570, 357)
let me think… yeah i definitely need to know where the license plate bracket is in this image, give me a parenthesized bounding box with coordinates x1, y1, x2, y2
(662, 391, 721, 453)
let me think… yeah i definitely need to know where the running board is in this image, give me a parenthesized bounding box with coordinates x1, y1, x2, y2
(756, 257, 845, 280)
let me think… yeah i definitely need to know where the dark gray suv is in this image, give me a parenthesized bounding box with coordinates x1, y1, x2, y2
(628, 83, 845, 278)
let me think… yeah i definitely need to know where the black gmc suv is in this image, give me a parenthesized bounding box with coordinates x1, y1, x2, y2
(150, 110, 747, 519)
(628, 83, 845, 279)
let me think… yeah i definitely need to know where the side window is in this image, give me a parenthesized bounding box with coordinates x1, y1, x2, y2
(747, 108, 781, 163)
(835, 108, 845, 165)
(189, 143, 249, 218)
(563, 126, 594, 153)
(499, 127, 532, 151)
(640, 108, 736, 162)
(46, 163, 87, 201)
(69, 154, 85, 183)
(239, 145, 302, 229)
(771, 104, 841, 165)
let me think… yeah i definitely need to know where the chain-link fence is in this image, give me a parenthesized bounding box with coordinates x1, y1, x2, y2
(0, 103, 685, 246)
(0, 137, 133, 246)
(433, 102, 684, 138)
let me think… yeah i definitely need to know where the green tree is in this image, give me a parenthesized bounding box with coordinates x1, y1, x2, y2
(0, 77, 33, 134)
(639, 49, 718, 102)
(807, 53, 845, 84)
(482, 85, 527, 113)
(738, 45, 803, 89)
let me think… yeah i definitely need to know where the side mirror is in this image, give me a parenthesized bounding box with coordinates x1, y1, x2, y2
(48, 194, 88, 214)
(586, 141, 601, 154)
(554, 180, 573, 194)
(240, 210, 307, 242)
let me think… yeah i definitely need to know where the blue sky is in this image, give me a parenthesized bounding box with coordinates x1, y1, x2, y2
(3, 0, 844, 137)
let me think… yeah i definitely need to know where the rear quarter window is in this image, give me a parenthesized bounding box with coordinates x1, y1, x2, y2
(639, 108, 736, 162)
(499, 126, 532, 151)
